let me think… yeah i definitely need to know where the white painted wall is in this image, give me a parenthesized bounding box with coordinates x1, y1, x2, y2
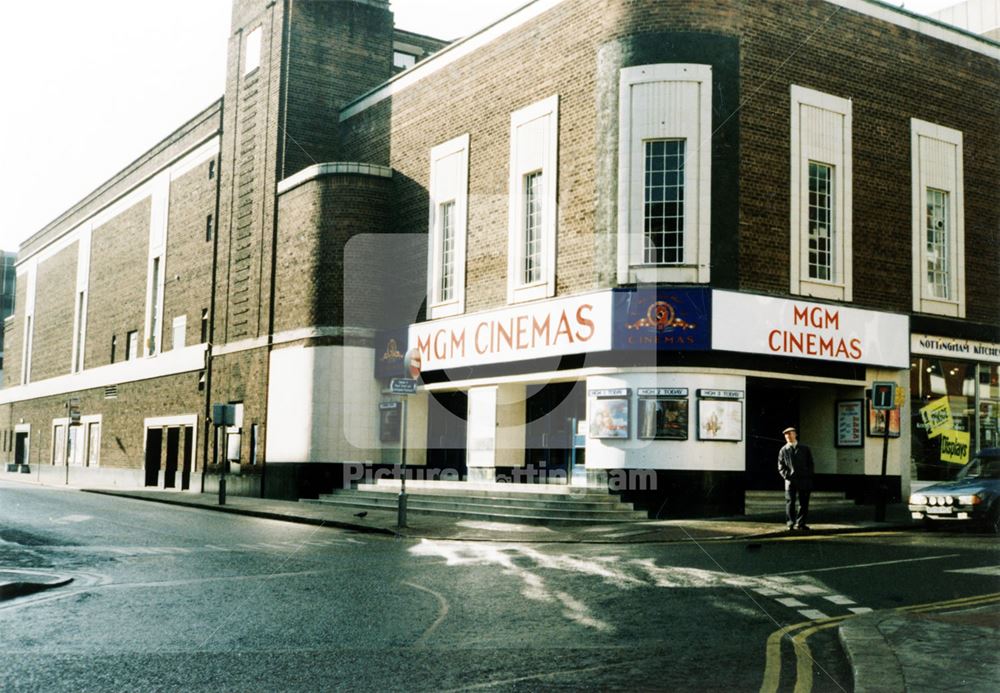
(265, 345, 380, 464)
(585, 372, 746, 471)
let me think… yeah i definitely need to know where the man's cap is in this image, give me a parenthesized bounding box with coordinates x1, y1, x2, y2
(782, 427, 797, 434)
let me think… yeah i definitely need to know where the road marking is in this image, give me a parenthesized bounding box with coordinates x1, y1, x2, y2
(823, 595, 856, 605)
(403, 581, 451, 646)
(771, 553, 961, 576)
(902, 591, 1000, 614)
(848, 607, 873, 614)
(777, 597, 807, 608)
(797, 609, 829, 620)
(759, 616, 850, 693)
(945, 566, 1000, 577)
(754, 587, 784, 596)
(796, 585, 827, 595)
(761, 591, 1000, 693)
(790, 620, 842, 693)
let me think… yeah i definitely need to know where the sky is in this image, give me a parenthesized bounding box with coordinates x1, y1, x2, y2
(0, 0, 966, 253)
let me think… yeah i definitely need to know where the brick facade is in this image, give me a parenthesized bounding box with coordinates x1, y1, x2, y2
(2, 0, 996, 508)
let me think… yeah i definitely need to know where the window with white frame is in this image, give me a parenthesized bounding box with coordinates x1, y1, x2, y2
(618, 65, 712, 285)
(808, 161, 834, 281)
(911, 119, 964, 317)
(790, 85, 852, 301)
(245, 27, 262, 75)
(172, 315, 187, 350)
(508, 95, 558, 303)
(427, 134, 469, 319)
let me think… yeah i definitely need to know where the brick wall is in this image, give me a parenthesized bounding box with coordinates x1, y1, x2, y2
(1, 371, 204, 470)
(85, 199, 151, 369)
(340, 0, 998, 322)
(30, 243, 79, 381)
(165, 160, 217, 349)
(273, 173, 391, 334)
(737, 0, 999, 322)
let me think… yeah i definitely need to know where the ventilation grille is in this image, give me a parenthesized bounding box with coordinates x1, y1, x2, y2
(104, 385, 119, 400)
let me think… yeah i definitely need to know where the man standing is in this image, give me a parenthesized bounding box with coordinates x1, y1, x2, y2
(778, 426, 814, 530)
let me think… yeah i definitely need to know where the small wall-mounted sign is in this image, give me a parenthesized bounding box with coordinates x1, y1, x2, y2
(589, 388, 631, 399)
(637, 388, 689, 398)
(697, 389, 744, 400)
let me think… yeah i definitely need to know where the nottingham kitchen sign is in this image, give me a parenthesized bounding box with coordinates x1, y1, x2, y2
(711, 290, 909, 368)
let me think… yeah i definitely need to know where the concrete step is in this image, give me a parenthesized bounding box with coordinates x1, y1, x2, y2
(346, 488, 633, 510)
(744, 490, 855, 515)
(303, 495, 647, 524)
(365, 478, 618, 500)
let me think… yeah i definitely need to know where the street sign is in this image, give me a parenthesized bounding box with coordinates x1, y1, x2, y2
(871, 382, 896, 411)
(68, 398, 82, 426)
(212, 403, 236, 426)
(390, 378, 418, 395)
(405, 349, 422, 379)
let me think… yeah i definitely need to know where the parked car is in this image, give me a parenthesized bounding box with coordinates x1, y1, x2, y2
(908, 448, 1000, 533)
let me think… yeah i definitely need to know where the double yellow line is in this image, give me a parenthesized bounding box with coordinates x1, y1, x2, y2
(759, 591, 1000, 693)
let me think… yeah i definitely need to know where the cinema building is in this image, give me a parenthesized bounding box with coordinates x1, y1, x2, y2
(2, 0, 997, 517)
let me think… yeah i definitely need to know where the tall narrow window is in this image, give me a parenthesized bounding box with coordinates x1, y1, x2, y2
(438, 201, 456, 303)
(508, 95, 558, 303)
(126, 331, 138, 361)
(205, 214, 214, 242)
(522, 171, 544, 284)
(110, 335, 117, 364)
(789, 85, 852, 301)
(52, 424, 65, 466)
(644, 140, 686, 265)
(22, 316, 32, 385)
(244, 27, 262, 75)
(427, 134, 469, 318)
(911, 119, 964, 317)
(87, 422, 101, 468)
(172, 315, 187, 350)
(208, 160, 216, 180)
(619, 65, 712, 284)
(807, 162, 834, 282)
(925, 188, 950, 299)
(73, 291, 86, 372)
(148, 257, 160, 356)
(200, 309, 209, 343)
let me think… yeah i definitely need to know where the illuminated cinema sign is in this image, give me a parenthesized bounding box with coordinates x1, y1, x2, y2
(409, 291, 614, 371)
(711, 291, 909, 368)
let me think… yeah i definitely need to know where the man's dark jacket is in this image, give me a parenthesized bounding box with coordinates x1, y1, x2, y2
(778, 443, 815, 491)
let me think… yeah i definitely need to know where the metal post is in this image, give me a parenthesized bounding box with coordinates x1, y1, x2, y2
(64, 400, 72, 486)
(397, 398, 408, 528)
(215, 424, 226, 506)
(876, 411, 890, 522)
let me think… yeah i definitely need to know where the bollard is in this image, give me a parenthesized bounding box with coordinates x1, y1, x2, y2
(219, 474, 227, 506)
(397, 491, 407, 528)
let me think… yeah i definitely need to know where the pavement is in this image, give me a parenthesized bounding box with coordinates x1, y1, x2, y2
(4, 480, 998, 690)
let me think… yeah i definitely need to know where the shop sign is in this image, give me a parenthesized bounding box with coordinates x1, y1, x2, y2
(409, 291, 613, 371)
(911, 335, 1000, 364)
(613, 288, 710, 351)
(919, 396, 954, 439)
(637, 388, 688, 397)
(698, 389, 743, 400)
(374, 328, 407, 379)
(939, 430, 971, 465)
(711, 291, 909, 368)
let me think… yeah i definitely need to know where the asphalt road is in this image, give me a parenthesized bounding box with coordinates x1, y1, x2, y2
(1, 482, 997, 692)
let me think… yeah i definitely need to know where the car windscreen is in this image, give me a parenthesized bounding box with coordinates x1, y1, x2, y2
(956, 457, 1000, 481)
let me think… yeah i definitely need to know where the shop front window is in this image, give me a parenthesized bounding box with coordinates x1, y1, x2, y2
(910, 359, 998, 481)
